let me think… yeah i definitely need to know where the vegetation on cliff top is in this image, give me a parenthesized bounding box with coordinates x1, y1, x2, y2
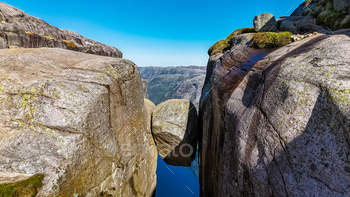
(0, 174, 45, 197)
(309, 0, 350, 30)
(250, 32, 292, 49)
(208, 27, 255, 56)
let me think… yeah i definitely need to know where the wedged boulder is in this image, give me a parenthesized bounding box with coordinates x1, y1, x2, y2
(0, 2, 122, 57)
(152, 99, 198, 167)
(253, 13, 277, 32)
(0, 48, 156, 197)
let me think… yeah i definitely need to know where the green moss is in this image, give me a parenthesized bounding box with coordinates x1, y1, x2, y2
(250, 32, 292, 49)
(311, 0, 350, 30)
(208, 27, 255, 55)
(0, 174, 44, 197)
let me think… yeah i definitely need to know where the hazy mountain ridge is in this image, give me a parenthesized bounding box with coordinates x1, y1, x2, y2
(139, 66, 206, 109)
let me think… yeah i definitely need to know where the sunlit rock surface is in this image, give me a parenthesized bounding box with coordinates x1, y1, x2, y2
(0, 2, 122, 57)
(0, 48, 156, 197)
(199, 31, 350, 196)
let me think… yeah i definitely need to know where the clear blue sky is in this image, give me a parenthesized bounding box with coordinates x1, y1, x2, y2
(4, 0, 302, 67)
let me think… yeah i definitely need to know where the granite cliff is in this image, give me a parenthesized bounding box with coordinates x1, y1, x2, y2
(0, 2, 122, 57)
(0, 3, 156, 197)
(199, 0, 350, 196)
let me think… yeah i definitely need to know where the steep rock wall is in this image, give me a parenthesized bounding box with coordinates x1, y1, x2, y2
(199, 32, 350, 196)
(0, 48, 156, 197)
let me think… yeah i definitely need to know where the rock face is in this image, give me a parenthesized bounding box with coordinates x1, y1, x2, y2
(253, 13, 277, 32)
(139, 66, 206, 109)
(0, 2, 122, 57)
(152, 99, 198, 167)
(291, 3, 316, 16)
(199, 30, 350, 196)
(278, 15, 327, 34)
(334, 0, 350, 13)
(0, 48, 157, 197)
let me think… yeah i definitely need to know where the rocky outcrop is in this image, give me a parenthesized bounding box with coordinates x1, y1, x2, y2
(0, 48, 156, 197)
(333, 0, 350, 13)
(199, 24, 350, 196)
(287, 0, 350, 31)
(291, 2, 316, 16)
(253, 13, 277, 32)
(0, 2, 122, 57)
(152, 99, 198, 167)
(139, 66, 206, 109)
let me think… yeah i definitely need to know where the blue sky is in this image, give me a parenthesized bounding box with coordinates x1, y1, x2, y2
(4, 0, 302, 67)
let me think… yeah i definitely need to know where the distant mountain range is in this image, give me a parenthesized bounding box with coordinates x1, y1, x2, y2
(139, 66, 206, 110)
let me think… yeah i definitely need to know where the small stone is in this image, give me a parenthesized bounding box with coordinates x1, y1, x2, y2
(311, 163, 317, 171)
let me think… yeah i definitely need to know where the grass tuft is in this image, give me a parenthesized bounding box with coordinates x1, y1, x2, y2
(250, 32, 292, 49)
(0, 174, 45, 197)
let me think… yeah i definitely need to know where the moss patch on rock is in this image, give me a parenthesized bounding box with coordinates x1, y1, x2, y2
(250, 32, 292, 49)
(310, 0, 350, 30)
(208, 27, 255, 56)
(0, 174, 45, 197)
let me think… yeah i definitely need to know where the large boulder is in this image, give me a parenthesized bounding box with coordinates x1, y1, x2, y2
(152, 99, 198, 167)
(0, 48, 157, 197)
(0, 2, 122, 57)
(199, 32, 350, 196)
(253, 13, 278, 32)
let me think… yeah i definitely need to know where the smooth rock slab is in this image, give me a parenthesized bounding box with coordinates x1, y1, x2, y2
(253, 13, 278, 32)
(152, 99, 198, 167)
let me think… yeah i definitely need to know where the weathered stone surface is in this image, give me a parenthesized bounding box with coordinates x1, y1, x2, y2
(334, 0, 350, 13)
(0, 48, 156, 197)
(199, 32, 350, 196)
(152, 99, 198, 167)
(0, 2, 122, 57)
(278, 15, 325, 34)
(291, 3, 316, 16)
(253, 13, 277, 32)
